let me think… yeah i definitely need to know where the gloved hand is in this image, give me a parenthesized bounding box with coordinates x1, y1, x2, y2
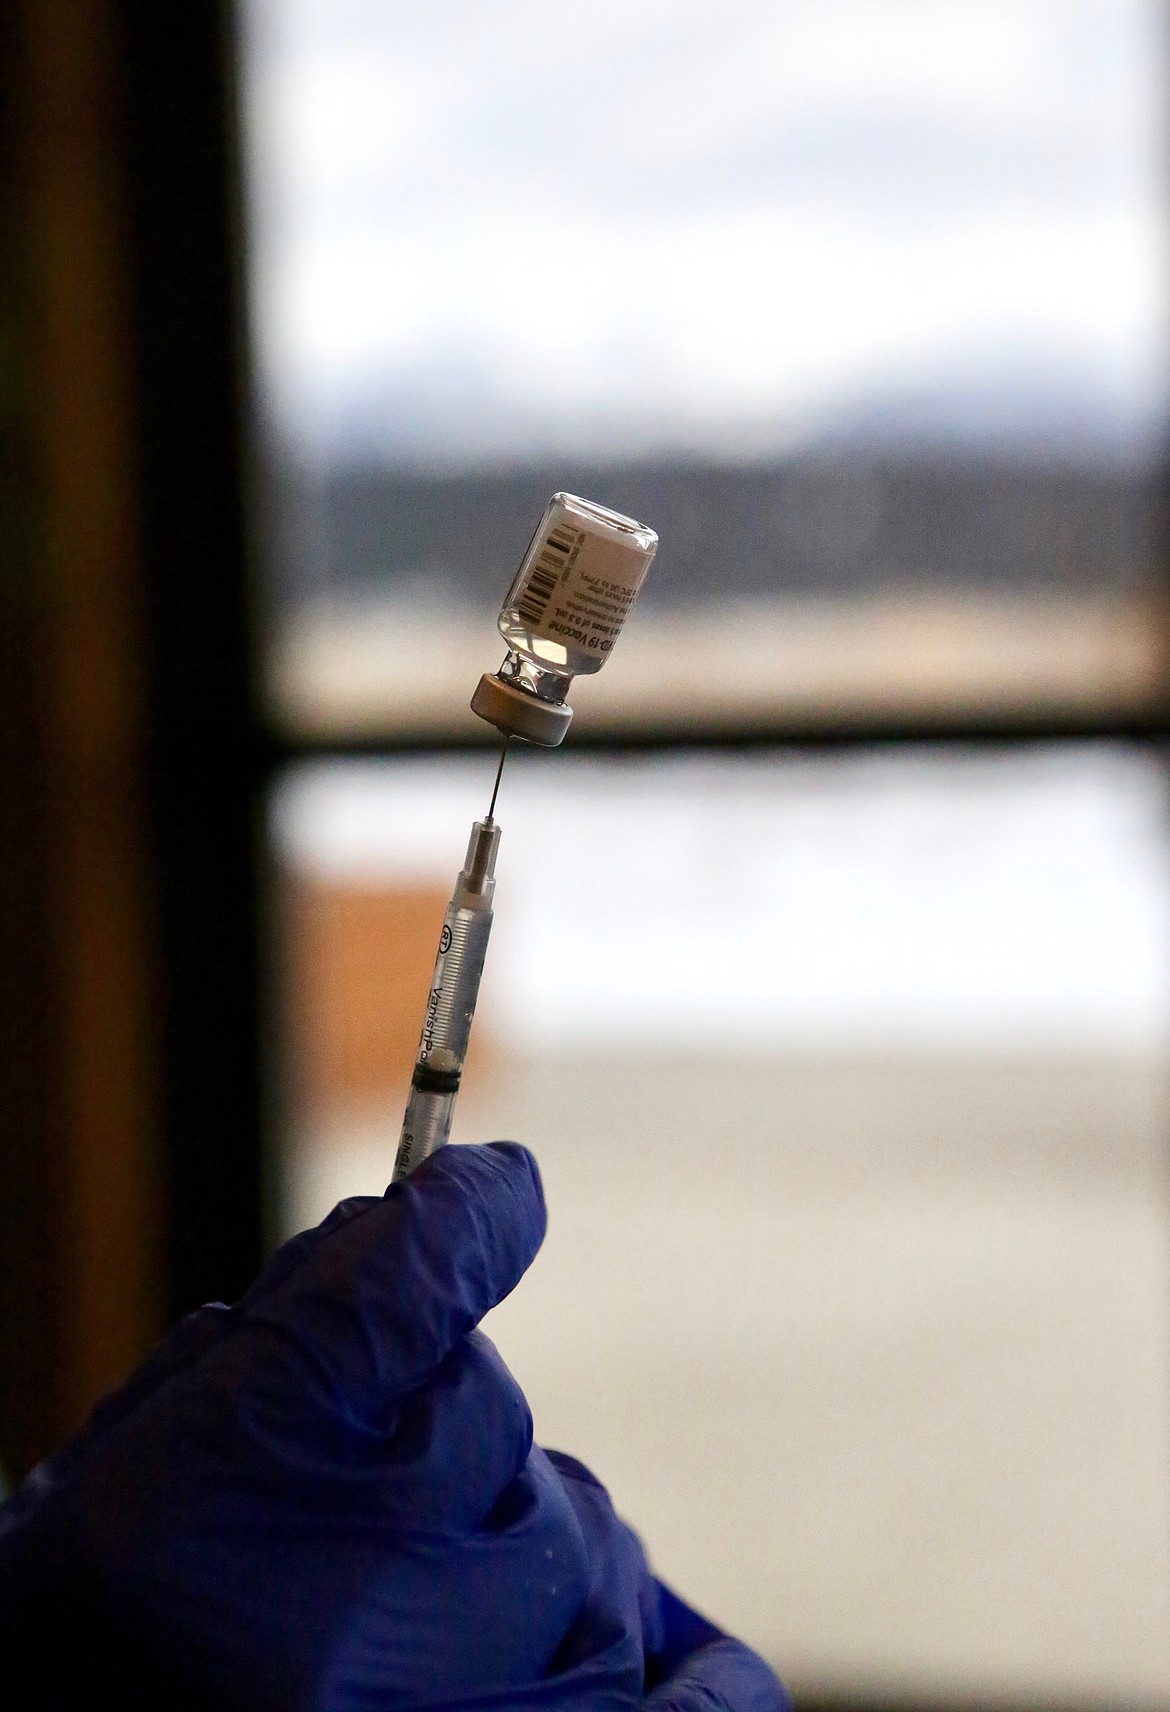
(0, 1142, 788, 1711)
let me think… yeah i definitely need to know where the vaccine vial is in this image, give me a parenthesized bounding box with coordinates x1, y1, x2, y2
(471, 492, 657, 746)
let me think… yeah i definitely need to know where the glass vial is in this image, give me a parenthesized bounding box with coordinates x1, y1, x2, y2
(471, 492, 657, 746)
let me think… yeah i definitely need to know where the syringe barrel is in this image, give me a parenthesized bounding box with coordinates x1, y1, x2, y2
(392, 820, 499, 1181)
(395, 1085, 458, 1176)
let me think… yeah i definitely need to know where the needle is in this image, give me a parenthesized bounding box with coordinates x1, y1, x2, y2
(485, 735, 511, 823)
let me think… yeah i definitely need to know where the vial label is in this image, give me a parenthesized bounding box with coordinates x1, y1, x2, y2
(516, 525, 578, 627)
(514, 527, 649, 663)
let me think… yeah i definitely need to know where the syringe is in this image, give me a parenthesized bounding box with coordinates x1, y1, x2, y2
(391, 491, 657, 1182)
(391, 744, 508, 1181)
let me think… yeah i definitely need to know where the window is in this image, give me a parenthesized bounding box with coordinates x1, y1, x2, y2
(246, 0, 1167, 738)
(242, 3, 1170, 1702)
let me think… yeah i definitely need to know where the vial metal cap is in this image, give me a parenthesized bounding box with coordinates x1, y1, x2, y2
(471, 671, 573, 746)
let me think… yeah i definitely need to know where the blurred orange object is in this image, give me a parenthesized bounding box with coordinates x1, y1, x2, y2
(284, 880, 492, 1121)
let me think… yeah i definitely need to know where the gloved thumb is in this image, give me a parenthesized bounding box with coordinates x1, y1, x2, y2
(227, 1141, 546, 1426)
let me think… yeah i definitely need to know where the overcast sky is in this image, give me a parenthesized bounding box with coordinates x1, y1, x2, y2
(242, 0, 1167, 468)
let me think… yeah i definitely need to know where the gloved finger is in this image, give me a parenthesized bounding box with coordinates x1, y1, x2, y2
(158, 1324, 534, 1536)
(17, 1197, 385, 1491)
(644, 1635, 791, 1712)
(237, 1194, 382, 1308)
(27, 1157, 541, 1506)
(0, 1306, 236, 1518)
(319, 1328, 534, 1533)
(232, 1142, 545, 1426)
(84, 1137, 537, 1448)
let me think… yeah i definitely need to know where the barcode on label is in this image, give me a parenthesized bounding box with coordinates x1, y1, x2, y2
(516, 526, 578, 627)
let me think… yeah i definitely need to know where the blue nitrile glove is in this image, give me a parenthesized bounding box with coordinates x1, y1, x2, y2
(0, 1142, 788, 1712)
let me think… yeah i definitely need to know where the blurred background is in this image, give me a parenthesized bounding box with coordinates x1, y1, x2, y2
(2, 1, 1169, 1706)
